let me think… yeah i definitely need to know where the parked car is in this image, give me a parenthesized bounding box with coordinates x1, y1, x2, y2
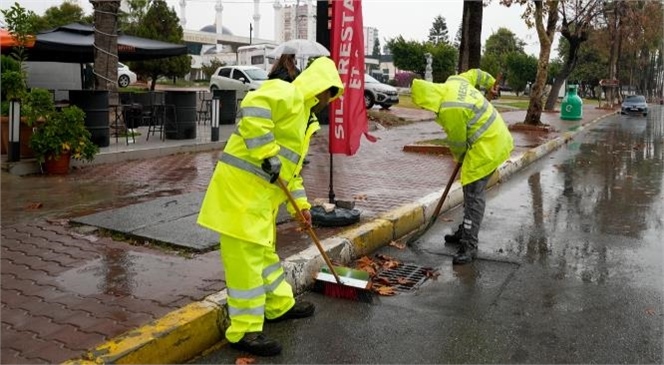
(364, 74, 399, 109)
(209, 65, 269, 93)
(620, 95, 648, 116)
(118, 62, 137, 88)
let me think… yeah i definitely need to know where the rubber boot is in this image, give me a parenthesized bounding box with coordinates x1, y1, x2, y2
(266, 301, 315, 323)
(230, 332, 282, 357)
(444, 229, 462, 244)
(452, 240, 477, 265)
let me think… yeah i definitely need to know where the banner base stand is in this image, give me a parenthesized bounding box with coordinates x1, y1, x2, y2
(311, 206, 360, 227)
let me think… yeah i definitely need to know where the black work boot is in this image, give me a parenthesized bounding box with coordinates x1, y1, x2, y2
(444, 230, 462, 244)
(266, 301, 315, 323)
(452, 241, 478, 265)
(230, 332, 282, 356)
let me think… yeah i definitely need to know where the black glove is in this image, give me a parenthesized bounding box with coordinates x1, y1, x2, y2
(261, 156, 281, 183)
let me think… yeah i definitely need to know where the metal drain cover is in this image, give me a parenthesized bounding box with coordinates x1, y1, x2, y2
(374, 263, 433, 293)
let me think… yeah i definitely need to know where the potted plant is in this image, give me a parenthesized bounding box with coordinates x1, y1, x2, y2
(29, 106, 99, 174)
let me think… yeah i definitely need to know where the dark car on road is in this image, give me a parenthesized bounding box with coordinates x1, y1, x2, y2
(621, 95, 649, 116)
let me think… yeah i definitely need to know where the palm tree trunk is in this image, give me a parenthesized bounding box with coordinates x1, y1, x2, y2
(91, 0, 120, 106)
(457, 0, 483, 72)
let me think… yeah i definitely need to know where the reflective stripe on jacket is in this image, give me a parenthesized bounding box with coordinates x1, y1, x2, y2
(197, 57, 344, 245)
(411, 69, 514, 185)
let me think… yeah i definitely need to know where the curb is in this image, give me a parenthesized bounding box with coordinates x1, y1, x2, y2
(65, 111, 616, 364)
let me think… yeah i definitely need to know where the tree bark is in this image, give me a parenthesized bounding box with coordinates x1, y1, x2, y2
(457, 0, 483, 72)
(91, 0, 120, 106)
(544, 38, 582, 110)
(524, 0, 559, 125)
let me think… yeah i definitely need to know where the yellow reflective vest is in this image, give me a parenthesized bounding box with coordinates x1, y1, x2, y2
(411, 69, 514, 185)
(197, 57, 344, 246)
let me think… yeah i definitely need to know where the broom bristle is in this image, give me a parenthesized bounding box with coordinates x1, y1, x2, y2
(313, 280, 373, 303)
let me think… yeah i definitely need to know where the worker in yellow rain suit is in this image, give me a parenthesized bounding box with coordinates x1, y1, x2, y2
(411, 69, 514, 265)
(197, 57, 343, 357)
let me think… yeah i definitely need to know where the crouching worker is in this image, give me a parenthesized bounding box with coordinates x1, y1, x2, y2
(197, 57, 344, 357)
(411, 69, 513, 265)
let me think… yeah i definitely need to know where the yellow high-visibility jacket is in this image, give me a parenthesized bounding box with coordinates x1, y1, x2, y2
(411, 69, 514, 185)
(197, 57, 344, 246)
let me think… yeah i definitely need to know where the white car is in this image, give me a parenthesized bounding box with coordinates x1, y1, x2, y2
(364, 74, 399, 109)
(209, 65, 269, 93)
(118, 62, 137, 88)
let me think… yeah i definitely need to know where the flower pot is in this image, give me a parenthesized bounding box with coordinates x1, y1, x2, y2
(43, 151, 71, 175)
(1, 116, 36, 158)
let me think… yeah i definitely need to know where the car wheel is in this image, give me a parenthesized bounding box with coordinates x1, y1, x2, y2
(364, 93, 375, 109)
(210, 85, 218, 92)
(118, 75, 130, 88)
(379, 104, 392, 110)
(643, 113, 648, 117)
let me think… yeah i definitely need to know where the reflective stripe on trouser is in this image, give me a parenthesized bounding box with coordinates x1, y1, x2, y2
(460, 171, 493, 247)
(220, 225, 295, 342)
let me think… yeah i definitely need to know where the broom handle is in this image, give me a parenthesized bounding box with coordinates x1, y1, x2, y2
(277, 178, 342, 284)
(428, 162, 461, 228)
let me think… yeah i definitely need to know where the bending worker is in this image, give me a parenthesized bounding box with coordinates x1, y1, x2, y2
(411, 69, 513, 265)
(197, 57, 344, 356)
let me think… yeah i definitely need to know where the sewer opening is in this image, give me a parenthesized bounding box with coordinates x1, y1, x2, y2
(374, 263, 432, 293)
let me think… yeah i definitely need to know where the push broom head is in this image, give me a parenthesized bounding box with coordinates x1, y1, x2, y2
(312, 266, 374, 303)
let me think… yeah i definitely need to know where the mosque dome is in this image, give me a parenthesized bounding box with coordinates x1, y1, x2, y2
(200, 24, 234, 35)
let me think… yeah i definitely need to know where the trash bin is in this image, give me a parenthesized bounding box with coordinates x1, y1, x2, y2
(164, 91, 197, 139)
(560, 84, 583, 120)
(213, 90, 237, 124)
(68, 90, 110, 147)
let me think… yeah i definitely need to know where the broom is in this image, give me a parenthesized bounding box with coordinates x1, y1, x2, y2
(276, 178, 373, 303)
(406, 162, 461, 245)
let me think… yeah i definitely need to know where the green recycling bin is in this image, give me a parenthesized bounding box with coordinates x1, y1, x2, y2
(560, 84, 583, 120)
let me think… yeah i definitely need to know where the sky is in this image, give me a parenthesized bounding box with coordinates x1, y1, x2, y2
(7, 0, 556, 57)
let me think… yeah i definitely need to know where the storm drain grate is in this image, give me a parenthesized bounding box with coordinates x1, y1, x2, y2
(374, 263, 432, 293)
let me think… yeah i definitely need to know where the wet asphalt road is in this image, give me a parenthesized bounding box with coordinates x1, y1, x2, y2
(192, 107, 663, 364)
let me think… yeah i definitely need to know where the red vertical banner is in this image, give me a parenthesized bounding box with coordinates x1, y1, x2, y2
(329, 0, 374, 155)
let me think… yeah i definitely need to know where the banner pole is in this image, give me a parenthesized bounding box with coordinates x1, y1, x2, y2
(328, 153, 335, 203)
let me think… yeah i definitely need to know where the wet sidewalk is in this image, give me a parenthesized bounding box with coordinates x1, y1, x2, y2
(0, 104, 615, 364)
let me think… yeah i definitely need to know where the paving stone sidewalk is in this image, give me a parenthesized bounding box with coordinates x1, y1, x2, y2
(0, 104, 613, 364)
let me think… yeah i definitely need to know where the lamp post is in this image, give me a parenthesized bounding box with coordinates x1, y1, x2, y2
(7, 99, 21, 162)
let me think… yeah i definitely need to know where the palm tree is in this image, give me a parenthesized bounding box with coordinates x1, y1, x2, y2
(90, 0, 120, 105)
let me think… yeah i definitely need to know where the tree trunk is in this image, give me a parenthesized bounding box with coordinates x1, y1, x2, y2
(91, 0, 120, 106)
(524, 0, 559, 125)
(457, 0, 483, 72)
(545, 38, 581, 110)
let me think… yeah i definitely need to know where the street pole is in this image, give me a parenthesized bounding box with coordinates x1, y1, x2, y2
(249, 22, 253, 45)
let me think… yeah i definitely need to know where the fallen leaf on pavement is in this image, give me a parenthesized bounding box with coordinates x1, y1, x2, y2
(374, 285, 397, 296)
(373, 276, 391, 286)
(424, 268, 440, 279)
(396, 277, 413, 285)
(389, 240, 406, 250)
(382, 259, 400, 270)
(24, 202, 43, 210)
(235, 357, 255, 365)
(645, 308, 656, 316)
(375, 253, 398, 262)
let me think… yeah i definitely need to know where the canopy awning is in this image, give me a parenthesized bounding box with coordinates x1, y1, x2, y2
(2, 23, 187, 63)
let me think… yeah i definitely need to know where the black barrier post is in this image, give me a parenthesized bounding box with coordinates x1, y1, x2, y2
(8, 99, 21, 162)
(211, 91, 220, 142)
